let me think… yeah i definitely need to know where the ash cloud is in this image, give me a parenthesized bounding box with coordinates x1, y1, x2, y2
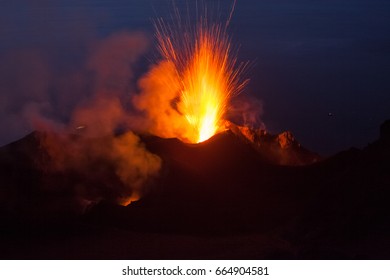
(37, 31, 161, 206)
(0, 28, 162, 206)
(68, 31, 149, 136)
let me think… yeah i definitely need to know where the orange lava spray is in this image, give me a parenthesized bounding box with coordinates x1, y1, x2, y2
(154, 1, 248, 143)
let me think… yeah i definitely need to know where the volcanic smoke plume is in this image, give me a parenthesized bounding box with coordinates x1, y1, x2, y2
(34, 32, 163, 207)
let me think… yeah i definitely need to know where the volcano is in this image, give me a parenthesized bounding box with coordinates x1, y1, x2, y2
(0, 122, 389, 259)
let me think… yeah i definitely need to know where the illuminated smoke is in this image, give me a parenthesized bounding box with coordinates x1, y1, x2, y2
(34, 32, 162, 206)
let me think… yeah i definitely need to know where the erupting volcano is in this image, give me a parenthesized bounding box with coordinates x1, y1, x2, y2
(1, 0, 389, 262)
(153, 3, 248, 143)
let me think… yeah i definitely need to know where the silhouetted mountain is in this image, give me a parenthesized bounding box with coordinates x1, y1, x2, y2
(0, 121, 389, 259)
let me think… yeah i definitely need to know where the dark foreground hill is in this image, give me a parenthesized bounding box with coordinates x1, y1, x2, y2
(0, 122, 389, 259)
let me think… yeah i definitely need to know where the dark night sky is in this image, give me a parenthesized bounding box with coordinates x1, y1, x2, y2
(1, 0, 389, 155)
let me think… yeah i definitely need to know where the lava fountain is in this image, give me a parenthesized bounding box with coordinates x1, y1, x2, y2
(154, 2, 248, 143)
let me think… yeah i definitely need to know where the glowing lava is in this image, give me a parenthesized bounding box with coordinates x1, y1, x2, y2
(154, 4, 248, 143)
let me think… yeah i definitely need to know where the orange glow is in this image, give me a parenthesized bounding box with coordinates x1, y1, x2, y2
(154, 8, 248, 143)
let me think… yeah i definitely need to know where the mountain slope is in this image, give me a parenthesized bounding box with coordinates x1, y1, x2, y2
(0, 121, 389, 259)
